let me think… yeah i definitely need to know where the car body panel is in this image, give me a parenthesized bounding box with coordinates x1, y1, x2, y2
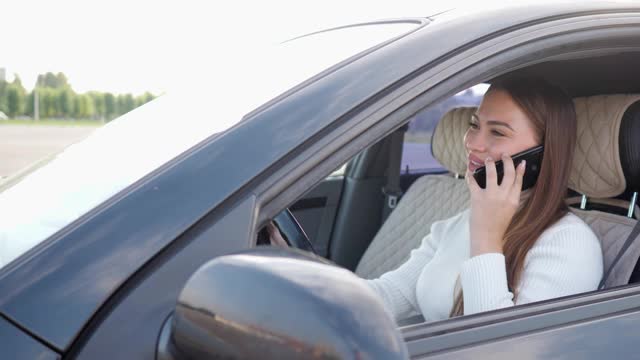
(1, 316, 59, 360)
(72, 196, 256, 359)
(403, 287, 640, 358)
(425, 309, 640, 359)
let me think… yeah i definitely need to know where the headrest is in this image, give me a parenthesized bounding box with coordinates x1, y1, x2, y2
(619, 100, 640, 192)
(570, 95, 640, 198)
(431, 107, 475, 175)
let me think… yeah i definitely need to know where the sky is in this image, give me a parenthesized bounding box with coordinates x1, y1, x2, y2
(2, 0, 614, 96)
(0, 0, 468, 95)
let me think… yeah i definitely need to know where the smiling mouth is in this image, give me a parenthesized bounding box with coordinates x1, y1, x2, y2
(468, 158, 484, 171)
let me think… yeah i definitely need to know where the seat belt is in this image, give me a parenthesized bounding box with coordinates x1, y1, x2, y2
(381, 126, 406, 222)
(599, 219, 640, 289)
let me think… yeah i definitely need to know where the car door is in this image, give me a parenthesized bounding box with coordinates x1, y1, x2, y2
(402, 288, 640, 359)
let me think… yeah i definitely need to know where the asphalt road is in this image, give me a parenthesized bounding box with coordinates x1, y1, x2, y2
(0, 125, 98, 178)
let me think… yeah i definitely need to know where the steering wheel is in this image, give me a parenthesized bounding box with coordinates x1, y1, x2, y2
(258, 209, 316, 254)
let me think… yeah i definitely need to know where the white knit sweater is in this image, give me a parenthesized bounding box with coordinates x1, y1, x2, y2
(367, 209, 603, 322)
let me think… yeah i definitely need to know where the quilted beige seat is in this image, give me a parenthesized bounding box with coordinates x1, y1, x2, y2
(355, 107, 474, 279)
(568, 95, 640, 288)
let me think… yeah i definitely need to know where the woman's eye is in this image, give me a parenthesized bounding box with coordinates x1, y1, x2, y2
(491, 130, 504, 137)
(468, 121, 479, 129)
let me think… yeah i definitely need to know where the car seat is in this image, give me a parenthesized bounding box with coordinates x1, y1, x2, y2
(356, 107, 474, 279)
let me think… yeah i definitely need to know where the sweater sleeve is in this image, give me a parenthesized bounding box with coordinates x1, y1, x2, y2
(366, 231, 440, 321)
(460, 222, 603, 315)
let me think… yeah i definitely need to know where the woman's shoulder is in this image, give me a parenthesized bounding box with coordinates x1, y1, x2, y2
(550, 211, 594, 231)
(536, 211, 601, 249)
(527, 211, 603, 281)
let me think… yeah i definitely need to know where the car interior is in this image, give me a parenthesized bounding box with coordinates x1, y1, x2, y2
(256, 50, 640, 324)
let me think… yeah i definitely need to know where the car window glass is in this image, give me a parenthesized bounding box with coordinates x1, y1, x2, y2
(0, 21, 424, 271)
(401, 84, 488, 174)
(0, 94, 231, 268)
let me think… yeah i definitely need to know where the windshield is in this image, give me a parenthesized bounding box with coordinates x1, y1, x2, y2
(0, 20, 422, 269)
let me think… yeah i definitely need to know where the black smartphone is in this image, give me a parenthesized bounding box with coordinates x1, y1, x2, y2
(473, 145, 544, 190)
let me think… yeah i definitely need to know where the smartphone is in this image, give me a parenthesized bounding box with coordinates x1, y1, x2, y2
(473, 145, 544, 190)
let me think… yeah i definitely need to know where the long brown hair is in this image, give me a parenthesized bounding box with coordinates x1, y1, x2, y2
(450, 78, 577, 317)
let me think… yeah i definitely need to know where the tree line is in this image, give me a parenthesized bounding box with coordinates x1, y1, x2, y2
(0, 72, 156, 121)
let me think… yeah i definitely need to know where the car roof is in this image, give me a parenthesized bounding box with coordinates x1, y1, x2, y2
(495, 52, 640, 97)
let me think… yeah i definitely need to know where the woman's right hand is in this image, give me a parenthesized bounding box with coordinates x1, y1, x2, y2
(465, 154, 526, 256)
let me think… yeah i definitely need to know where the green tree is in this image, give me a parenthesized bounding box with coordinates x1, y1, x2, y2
(26, 71, 156, 120)
(88, 91, 105, 120)
(73, 94, 94, 119)
(136, 92, 155, 107)
(0, 80, 7, 114)
(40, 88, 58, 118)
(84, 94, 95, 118)
(116, 94, 124, 115)
(104, 92, 116, 120)
(37, 72, 69, 89)
(116, 93, 136, 116)
(5, 77, 27, 117)
(124, 94, 135, 114)
(56, 72, 69, 88)
(6, 85, 24, 117)
(58, 87, 74, 118)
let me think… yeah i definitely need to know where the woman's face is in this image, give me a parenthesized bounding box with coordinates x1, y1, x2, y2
(464, 89, 540, 172)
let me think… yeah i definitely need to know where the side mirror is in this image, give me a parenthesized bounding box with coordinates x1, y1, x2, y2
(157, 247, 407, 359)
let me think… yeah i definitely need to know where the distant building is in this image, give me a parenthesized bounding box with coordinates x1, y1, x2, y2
(0, 68, 5, 82)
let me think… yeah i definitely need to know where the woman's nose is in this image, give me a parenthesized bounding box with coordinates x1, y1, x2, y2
(464, 131, 486, 152)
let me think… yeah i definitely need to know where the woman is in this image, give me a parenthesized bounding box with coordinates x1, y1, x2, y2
(366, 78, 603, 321)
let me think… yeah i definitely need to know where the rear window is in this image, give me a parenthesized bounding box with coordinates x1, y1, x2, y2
(401, 84, 489, 173)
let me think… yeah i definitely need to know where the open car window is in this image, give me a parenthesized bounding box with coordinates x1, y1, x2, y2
(0, 20, 424, 271)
